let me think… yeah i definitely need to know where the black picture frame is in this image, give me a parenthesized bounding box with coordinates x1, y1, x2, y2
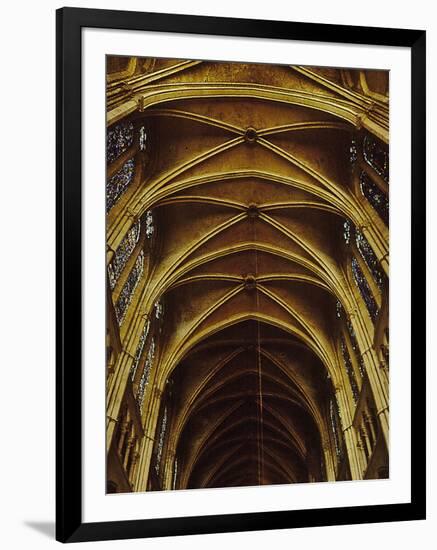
(56, 6, 426, 543)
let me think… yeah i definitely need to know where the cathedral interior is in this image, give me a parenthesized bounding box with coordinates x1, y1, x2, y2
(105, 56, 389, 493)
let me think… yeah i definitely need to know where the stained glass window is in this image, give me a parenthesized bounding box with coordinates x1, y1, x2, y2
(360, 171, 389, 226)
(137, 338, 155, 412)
(107, 159, 135, 213)
(115, 250, 144, 325)
(336, 300, 366, 377)
(363, 134, 389, 182)
(155, 406, 168, 475)
(343, 219, 384, 291)
(107, 121, 134, 164)
(345, 318, 366, 377)
(130, 317, 150, 381)
(155, 300, 163, 320)
(340, 335, 360, 403)
(139, 126, 147, 151)
(145, 210, 154, 239)
(349, 138, 357, 165)
(336, 300, 366, 376)
(343, 219, 351, 245)
(351, 257, 379, 323)
(355, 229, 384, 290)
(329, 397, 343, 459)
(108, 220, 141, 290)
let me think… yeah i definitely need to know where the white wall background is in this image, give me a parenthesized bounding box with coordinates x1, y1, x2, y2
(0, 1, 434, 548)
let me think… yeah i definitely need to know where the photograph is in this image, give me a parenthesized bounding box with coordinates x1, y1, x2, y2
(0, 1, 431, 547)
(105, 56, 390, 493)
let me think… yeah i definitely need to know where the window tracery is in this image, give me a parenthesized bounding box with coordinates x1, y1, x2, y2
(155, 300, 163, 320)
(108, 219, 141, 290)
(329, 397, 343, 459)
(340, 335, 360, 403)
(335, 300, 366, 377)
(114, 250, 144, 325)
(107, 121, 134, 164)
(130, 317, 150, 381)
(343, 219, 351, 245)
(139, 126, 147, 151)
(363, 134, 389, 182)
(360, 171, 389, 226)
(134, 298, 164, 410)
(351, 257, 379, 323)
(355, 229, 384, 290)
(137, 337, 155, 412)
(343, 220, 384, 291)
(349, 138, 357, 165)
(345, 318, 366, 377)
(107, 159, 135, 212)
(145, 210, 154, 239)
(155, 406, 168, 475)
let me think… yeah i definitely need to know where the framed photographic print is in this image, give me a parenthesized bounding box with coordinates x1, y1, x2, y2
(56, 7, 426, 543)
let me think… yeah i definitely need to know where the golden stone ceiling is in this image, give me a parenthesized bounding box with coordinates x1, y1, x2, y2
(106, 58, 389, 490)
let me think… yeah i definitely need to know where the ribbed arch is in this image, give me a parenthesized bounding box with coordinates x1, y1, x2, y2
(171, 345, 324, 448)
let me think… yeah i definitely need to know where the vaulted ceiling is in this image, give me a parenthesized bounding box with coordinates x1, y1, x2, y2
(107, 58, 389, 489)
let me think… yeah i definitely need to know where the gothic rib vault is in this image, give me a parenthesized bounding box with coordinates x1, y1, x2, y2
(106, 57, 390, 493)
